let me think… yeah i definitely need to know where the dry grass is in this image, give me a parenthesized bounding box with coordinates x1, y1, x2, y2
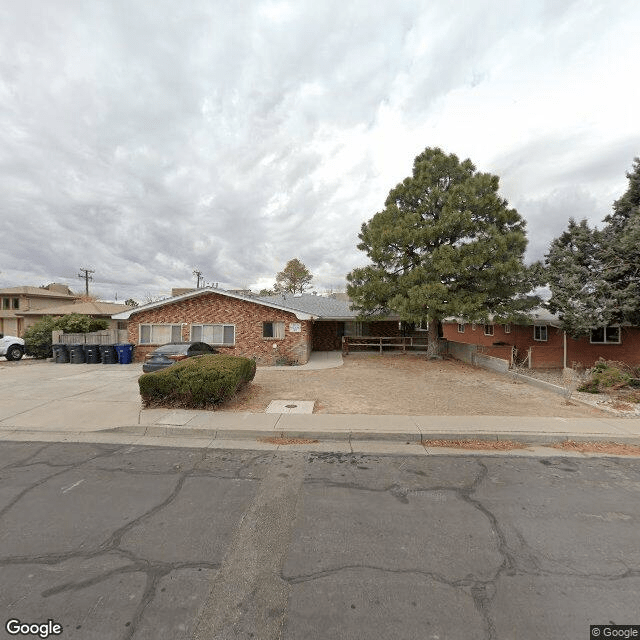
(421, 438, 528, 450)
(552, 440, 640, 456)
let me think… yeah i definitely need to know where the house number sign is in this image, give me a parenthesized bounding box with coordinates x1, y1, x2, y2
(289, 323, 301, 333)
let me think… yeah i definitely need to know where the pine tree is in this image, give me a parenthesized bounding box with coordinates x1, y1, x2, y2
(274, 259, 313, 294)
(546, 158, 640, 333)
(347, 147, 540, 348)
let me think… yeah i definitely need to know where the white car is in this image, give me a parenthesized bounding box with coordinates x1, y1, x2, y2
(0, 334, 25, 361)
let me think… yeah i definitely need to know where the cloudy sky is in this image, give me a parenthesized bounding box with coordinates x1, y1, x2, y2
(2, 0, 639, 302)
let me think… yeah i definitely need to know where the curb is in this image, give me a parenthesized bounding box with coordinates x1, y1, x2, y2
(103, 425, 640, 446)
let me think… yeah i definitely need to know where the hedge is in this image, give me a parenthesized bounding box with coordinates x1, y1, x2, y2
(138, 354, 256, 408)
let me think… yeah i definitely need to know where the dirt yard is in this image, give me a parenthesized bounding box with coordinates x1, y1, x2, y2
(222, 353, 605, 416)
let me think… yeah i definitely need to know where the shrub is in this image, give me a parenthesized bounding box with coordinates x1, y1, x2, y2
(578, 359, 632, 393)
(138, 354, 256, 409)
(23, 314, 109, 358)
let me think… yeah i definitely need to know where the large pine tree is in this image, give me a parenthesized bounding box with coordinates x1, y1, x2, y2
(347, 147, 540, 348)
(546, 157, 640, 334)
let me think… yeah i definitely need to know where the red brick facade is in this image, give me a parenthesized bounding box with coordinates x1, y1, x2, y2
(442, 322, 640, 369)
(127, 292, 312, 365)
(312, 320, 402, 351)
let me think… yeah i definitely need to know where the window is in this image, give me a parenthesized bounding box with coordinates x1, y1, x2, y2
(263, 321, 285, 339)
(344, 321, 369, 337)
(2, 298, 9, 310)
(471, 323, 476, 331)
(457, 323, 465, 333)
(191, 324, 235, 345)
(484, 324, 494, 336)
(533, 325, 547, 341)
(590, 326, 621, 344)
(503, 323, 511, 334)
(140, 324, 182, 344)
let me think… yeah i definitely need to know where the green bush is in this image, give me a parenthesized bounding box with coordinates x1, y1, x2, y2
(138, 354, 256, 409)
(23, 314, 109, 358)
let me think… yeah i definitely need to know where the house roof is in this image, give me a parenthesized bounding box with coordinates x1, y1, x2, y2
(253, 293, 362, 319)
(111, 288, 318, 321)
(17, 301, 132, 316)
(0, 286, 78, 299)
(111, 288, 395, 321)
(445, 307, 563, 327)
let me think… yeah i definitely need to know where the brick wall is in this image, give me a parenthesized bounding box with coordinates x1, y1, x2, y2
(127, 292, 311, 365)
(566, 327, 640, 368)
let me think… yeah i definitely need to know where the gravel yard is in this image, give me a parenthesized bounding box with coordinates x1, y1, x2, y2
(222, 353, 606, 416)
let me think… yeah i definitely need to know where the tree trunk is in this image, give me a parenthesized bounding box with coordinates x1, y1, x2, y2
(427, 318, 440, 358)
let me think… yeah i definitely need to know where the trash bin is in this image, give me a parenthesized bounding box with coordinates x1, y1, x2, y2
(99, 345, 118, 364)
(68, 344, 86, 364)
(83, 344, 101, 364)
(53, 344, 70, 363)
(115, 344, 134, 364)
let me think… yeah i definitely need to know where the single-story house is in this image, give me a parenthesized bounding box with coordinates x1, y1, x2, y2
(111, 288, 402, 364)
(441, 309, 640, 369)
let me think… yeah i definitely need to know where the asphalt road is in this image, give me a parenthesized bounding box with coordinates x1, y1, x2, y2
(1, 441, 639, 640)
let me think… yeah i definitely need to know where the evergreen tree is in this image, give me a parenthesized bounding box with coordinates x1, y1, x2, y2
(347, 147, 540, 348)
(545, 219, 611, 336)
(547, 158, 640, 334)
(274, 258, 313, 294)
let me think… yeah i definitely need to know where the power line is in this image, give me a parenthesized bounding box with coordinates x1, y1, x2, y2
(193, 269, 203, 288)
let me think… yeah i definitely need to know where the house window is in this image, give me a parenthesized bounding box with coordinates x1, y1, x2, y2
(471, 322, 476, 331)
(263, 321, 285, 339)
(533, 325, 548, 341)
(140, 324, 182, 344)
(191, 324, 235, 345)
(590, 326, 621, 344)
(484, 324, 494, 336)
(457, 323, 465, 333)
(503, 323, 511, 334)
(344, 321, 369, 337)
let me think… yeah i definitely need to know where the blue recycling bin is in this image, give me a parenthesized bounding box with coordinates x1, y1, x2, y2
(115, 344, 134, 364)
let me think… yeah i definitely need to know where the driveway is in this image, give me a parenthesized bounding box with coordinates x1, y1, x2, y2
(1, 355, 604, 422)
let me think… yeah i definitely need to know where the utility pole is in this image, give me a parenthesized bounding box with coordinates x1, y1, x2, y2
(193, 269, 203, 288)
(78, 268, 95, 295)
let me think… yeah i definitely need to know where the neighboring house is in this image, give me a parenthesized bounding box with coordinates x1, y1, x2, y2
(16, 300, 132, 333)
(111, 288, 401, 364)
(442, 309, 640, 369)
(0, 284, 79, 337)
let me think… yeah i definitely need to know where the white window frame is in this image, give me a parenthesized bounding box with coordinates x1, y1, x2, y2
(139, 324, 183, 345)
(503, 323, 511, 334)
(484, 324, 494, 336)
(590, 326, 621, 344)
(263, 321, 285, 339)
(190, 323, 235, 346)
(533, 325, 548, 342)
(457, 323, 465, 333)
(471, 322, 476, 331)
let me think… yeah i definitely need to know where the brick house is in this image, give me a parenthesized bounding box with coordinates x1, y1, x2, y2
(442, 309, 640, 369)
(112, 288, 401, 364)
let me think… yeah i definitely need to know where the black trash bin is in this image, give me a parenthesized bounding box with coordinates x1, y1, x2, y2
(53, 344, 70, 363)
(99, 345, 118, 364)
(83, 344, 101, 364)
(68, 344, 86, 364)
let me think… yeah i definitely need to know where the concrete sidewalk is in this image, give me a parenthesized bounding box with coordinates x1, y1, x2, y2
(2, 356, 640, 452)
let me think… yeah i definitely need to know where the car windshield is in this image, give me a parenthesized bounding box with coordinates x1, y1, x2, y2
(154, 343, 192, 355)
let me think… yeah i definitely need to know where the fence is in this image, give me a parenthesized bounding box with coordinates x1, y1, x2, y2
(341, 335, 431, 355)
(52, 329, 129, 345)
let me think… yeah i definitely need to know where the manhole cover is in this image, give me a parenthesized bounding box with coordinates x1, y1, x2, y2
(266, 400, 315, 414)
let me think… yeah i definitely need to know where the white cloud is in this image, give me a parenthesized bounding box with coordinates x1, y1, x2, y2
(1, 0, 639, 301)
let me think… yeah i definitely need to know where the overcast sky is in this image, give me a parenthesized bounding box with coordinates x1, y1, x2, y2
(2, 0, 639, 302)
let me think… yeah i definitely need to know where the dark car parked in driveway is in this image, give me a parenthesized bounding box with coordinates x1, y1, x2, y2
(142, 342, 219, 373)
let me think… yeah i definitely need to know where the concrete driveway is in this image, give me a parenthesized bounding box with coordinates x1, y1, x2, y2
(0, 361, 143, 430)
